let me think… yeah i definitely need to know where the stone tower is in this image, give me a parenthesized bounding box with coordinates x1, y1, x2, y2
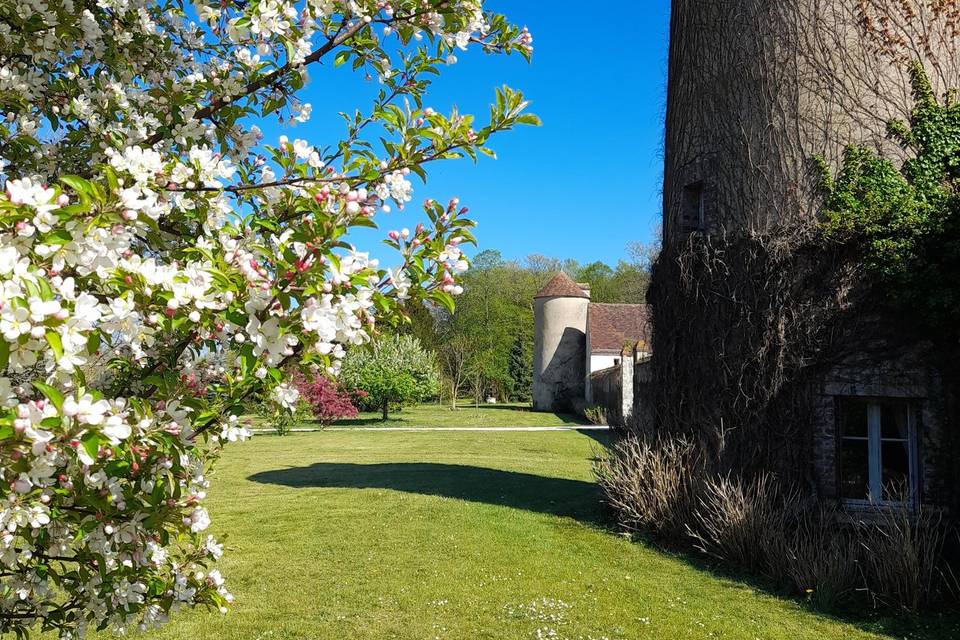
(650, 1, 960, 504)
(662, 0, 959, 247)
(532, 272, 589, 412)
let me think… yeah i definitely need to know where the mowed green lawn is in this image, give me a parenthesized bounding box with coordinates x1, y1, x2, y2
(126, 430, 954, 640)
(338, 401, 587, 428)
(252, 401, 589, 429)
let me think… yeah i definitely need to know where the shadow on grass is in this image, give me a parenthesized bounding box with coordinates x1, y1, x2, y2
(249, 462, 606, 526)
(577, 428, 615, 448)
(247, 461, 959, 637)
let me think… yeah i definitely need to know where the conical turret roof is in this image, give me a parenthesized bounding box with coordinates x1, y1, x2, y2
(534, 272, 590, 299)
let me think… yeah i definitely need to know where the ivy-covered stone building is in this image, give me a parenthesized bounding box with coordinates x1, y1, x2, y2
(650, 0, 960, 511)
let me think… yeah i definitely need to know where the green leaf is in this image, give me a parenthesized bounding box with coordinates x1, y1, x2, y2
(104, 166, 119, 192)
(80, 432, 100, 463)
(45, 330, 63, 360)
(23, 278, 40, 299)
(44, 229, 73, 245)
(352, 216, 379, 228)
(60, 175, 92, 196)
(105, 459, 130, 477)
(0, 340, 8, 370)
(56, 203, 90, 216)
(431, 291, 456, 313)
(86, 331, 101, 355)
(32, 381, 64, 412)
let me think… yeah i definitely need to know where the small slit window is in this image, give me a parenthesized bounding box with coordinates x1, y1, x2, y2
(838, 397, 918, 506)
(680, 181, 706, 232)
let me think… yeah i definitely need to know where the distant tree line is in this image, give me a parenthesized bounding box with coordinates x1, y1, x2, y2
(392, 243, 656, 407)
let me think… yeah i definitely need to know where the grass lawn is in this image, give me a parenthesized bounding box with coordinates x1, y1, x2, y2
(337, 401, 588, 428)
(117, 430, 955, 640)
(253, 401, 590, 429)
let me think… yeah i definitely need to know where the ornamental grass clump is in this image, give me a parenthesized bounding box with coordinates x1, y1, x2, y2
(595, 433, 705, 542)
(597, 434, 959, 613)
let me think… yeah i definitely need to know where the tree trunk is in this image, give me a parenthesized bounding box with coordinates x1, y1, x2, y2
(382, 398, 389, 421)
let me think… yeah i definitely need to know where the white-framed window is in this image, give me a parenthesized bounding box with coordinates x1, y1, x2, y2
(838, 397, 918, 506)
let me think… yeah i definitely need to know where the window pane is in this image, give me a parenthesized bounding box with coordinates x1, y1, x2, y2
(840, 439, 870, 500)
(881, 402, 910, 440)
(840, 399, 868, 438)
(881, 440, 911, 502)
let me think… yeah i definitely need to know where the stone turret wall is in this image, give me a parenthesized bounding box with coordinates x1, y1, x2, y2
(651, 0, 960, 504)
(663, 0, 959, 245)
(532, 295, 589, 412)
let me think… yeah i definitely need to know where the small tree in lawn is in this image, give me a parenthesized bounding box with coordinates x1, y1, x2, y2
(438, 335, 471, 410)
(0, 0, 535, 635)
(292, 370, 362, 427)
(341, 335, 440, 420)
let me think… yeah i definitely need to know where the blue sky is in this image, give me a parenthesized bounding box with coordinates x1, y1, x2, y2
(274, 2, 672, 266)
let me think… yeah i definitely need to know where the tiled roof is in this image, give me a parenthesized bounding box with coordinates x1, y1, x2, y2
(534, 272, 590, 299)
(588, 303, 652, 353)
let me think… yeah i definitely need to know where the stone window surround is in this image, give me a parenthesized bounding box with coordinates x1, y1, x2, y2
(814, 366, 935, 510)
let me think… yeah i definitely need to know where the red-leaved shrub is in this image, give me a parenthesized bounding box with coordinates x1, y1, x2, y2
(292, 371, 363, 426)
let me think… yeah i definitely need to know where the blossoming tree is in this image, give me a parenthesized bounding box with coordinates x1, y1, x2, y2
(0, 0, 535, 636)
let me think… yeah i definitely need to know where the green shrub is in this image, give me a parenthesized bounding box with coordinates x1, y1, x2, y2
(340, 335, 441, 419)
(819, 63, 960, 341)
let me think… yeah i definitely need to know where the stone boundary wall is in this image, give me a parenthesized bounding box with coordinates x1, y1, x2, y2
(589, 366, 621, 424)
(589, 345, 648, 427)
